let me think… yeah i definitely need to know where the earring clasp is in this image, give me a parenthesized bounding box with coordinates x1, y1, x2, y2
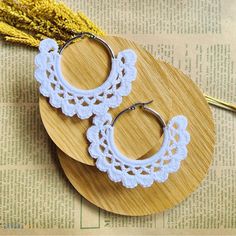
(128, 100, 153, 111)
(111, 100, 166, 127)
(59, 32, 115, 59)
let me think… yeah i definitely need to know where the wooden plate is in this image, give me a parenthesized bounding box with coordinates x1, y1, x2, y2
(39, 36, 172, 166)
(56, 58, 215, 216)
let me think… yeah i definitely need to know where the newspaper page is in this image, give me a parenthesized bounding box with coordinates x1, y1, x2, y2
(0, 0, 235, 235)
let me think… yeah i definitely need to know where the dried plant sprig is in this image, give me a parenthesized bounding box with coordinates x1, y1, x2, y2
(0, 0, 104, 47)
(0, 1, 73, 41)
(205, 95, 236, 112)
(3, 0, 104, 34)
(0, 21, 40, 46)
(27, 1, 105, 35)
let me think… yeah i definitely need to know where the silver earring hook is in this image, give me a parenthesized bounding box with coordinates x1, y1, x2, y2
(111, 100, 166, 127)
(58, 32, 115, 59)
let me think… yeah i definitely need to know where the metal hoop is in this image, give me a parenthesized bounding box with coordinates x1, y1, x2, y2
(111, 100, 166, 127)
(59, 32, 115, 59)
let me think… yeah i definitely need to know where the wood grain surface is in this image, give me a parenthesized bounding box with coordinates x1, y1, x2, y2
(39, 36, 172, 165)
(55, 39, 215, 215)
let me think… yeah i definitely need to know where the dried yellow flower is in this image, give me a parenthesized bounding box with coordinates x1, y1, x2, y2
(0, 0, 104, 47)
(0, 21, 40, 46)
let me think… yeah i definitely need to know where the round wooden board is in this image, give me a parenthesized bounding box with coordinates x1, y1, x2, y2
(39, 36, 172, 166)
(57, 59, 215, 216)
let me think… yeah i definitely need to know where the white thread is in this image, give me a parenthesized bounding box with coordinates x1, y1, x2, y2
(87, 113, 190, 188)
(35, 38, 137, 119)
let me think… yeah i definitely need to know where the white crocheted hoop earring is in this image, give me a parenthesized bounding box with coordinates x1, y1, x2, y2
(35, 32, 137, 119)
(87, 101, 190, 188)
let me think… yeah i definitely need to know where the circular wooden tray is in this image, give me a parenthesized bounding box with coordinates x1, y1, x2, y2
(39, 36, 172, 166)
(56, 60, 215, 216)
